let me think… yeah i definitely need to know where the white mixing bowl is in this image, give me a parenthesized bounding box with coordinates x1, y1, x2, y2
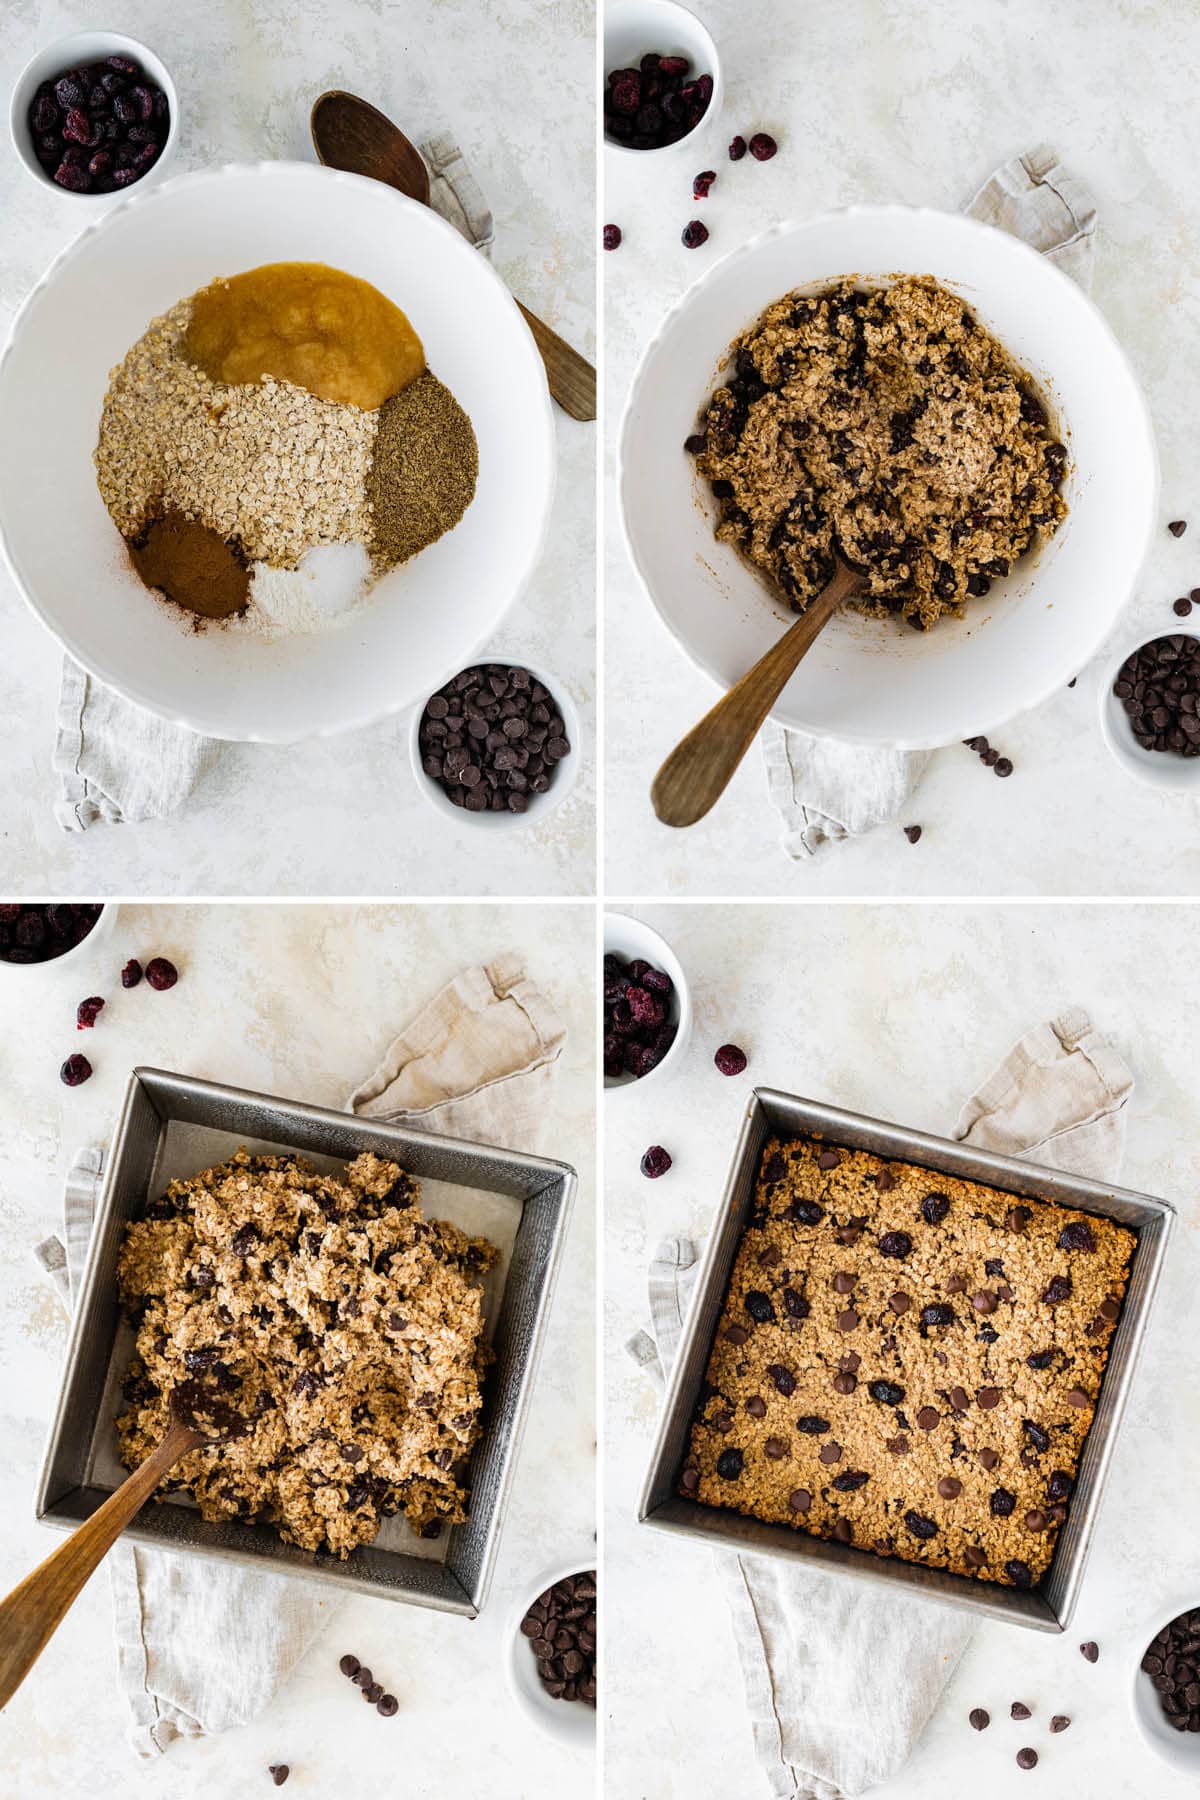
(0, 161, 555, 741)
(619, 205, 1158, 749)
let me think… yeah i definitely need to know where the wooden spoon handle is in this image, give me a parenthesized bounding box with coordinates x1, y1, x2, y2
(515, 301, 596, 421)
(0, 1419, 198, 1708)
(651, 564, 859, 828)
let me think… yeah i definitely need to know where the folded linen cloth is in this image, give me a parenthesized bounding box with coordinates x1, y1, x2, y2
(762, 145, 1098, 857)
(53, 136, 494, 833)
(626, 1008, 1132, 1800)
(34, 954, 563, 1757)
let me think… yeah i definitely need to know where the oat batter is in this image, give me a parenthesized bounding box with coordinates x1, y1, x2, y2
(116, 1148, 498, 1557)
(682, 1135, 1133, 1588)
(694, 276, 1067, 629)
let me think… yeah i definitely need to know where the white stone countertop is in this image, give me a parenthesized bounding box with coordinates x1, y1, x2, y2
(0, 0, 595, 897)
(604, 0, 1200, 897)
(605, 902, 1200, 1799)
(0, 903, 595, 1795)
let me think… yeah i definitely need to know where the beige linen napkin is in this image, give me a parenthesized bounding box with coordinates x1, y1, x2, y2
(762, 145, 1098, 857)
(627, 1008, 1132, 1800)
(53, 138, 494, 833)
(34, 956, 563, 1757)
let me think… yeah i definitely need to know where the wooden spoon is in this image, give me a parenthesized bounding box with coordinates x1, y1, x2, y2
(651, 556, 863, 828)
(0, 1403, 217, 1708)
(310, 90, 596, 422)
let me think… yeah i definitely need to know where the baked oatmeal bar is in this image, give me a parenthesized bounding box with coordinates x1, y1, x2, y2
(695, 276, 1067, 629)
(116, 1148, 498, 1557)
(681, 1135, 1134, 1587)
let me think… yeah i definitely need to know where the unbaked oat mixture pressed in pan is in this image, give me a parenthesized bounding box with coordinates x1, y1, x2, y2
(681, 1135, 1134, 1588)
(693, 275, 1067, 630)
(116, 1148, 498, 1557)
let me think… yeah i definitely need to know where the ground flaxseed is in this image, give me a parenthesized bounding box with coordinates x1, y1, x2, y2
(367, 372, 478, 569)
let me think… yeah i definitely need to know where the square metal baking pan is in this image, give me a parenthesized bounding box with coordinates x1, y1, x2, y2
(36, 1067, 576, 1617)
(638, 1086, 1174, 1632)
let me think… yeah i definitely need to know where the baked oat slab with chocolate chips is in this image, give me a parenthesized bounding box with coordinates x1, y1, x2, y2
(116, 1148, 498, 1557)
(694, 275, 1067, 630)
(681, 1136, 1134, 1588)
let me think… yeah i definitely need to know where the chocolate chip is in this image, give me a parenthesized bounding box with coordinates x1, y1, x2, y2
(1080, 1640, 1099, 1663)
(1066, 1386, 1089, 1409)
(420, 665, 571, 811)
(969, 1707, 990, 1731)
(904, 824, 922, 843)
(376, 1693, 399, 1717)
(816, 1148, 841, 1170)
(976, 1387, 1001, 1410)
(268, 1769, 290, 1788)
(764, 1436, 788, 1459)
(836, 1309, 859, 1332)
(888, 1291, 910, 1314)
(1016, 1748, 1038, 1770)
(963, 1546, 987, 1568)
(788, 1488, 812, 1513)
(1011, 1701, 1031, 1720)
(832, 1371, 857, 1395)
(1169, 519, 1188, 536)
(745, 1395, 767, 1419)
(818, 1441, 842, 1465)
(832, 1270, 856, 1294)
(1050, 1715, 1070, 1732)
(363, 1683, 383, 1704)
(339, 1654, 360, 1677)
(352, 1666, 373, 1688)
(1005, 1205, 1031, 1232)
(938, 1476, 962, 1499)
(917, 1406, 940, 1431)
(979, 1447, 1000, 1469)
(1024, 1509, 1048, 1531)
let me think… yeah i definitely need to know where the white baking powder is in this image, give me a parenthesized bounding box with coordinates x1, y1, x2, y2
(241, 540, 373, 637)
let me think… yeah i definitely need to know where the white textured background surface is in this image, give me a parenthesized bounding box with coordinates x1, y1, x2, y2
(0, 0, 595, 896)
(605, 903, 1200, 1799)
(604, 0, 1200, 896)
(0, 903, 595, 1795)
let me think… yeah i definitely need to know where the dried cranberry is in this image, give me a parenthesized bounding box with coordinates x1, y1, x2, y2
(878, 1230, 913, 1259)
(920, 1193, 950, 1225)
(766, 1363, 796, 1395)
(782, 1287, 809, 1320)
(920, 1303, 956, 1327)
(869, 1381, 905, 1406)
(796, 1416, 829, 1434)
(608, 75, 641, 115)
(904, 1510, 938, 1540)
(1005, 1560, 1034, 1589)
(1047, 1469, 1074, 1503)
(1042, 1274, 1072, 1305)
(129, 83, 155, 120)
(728, 135, 747, 160)
(88, 149, 113, 182)
(745, 1290, 775, 1323)
(31, 93, 59, 133)
(603, 224, 622, 250)
(748, 132, 778, 161)
(1057, 1221, 1096, 1253)
(626, 985, 664, 1027)
(54, 74, 86, 109)
(990, 1487, 1016, 1516)
(76, 996, 105, 1029)
(787, 1199, 824, 1226)
(715, 1448, 743, 1480)
(640, 1145, 672, 1179)
(145, 956, 178, 990)
(106, 54, 139, 74)
(681, 220, 709, 249)
(60, 1053, 92, 1087)
(1023, 1420, 1051, 1453)
(659, 55, 689, 76)
(62, 108, 98, 146)
(693, 169, 716, 199)
(121, 958, 143, 988)
(714, 1043, 747, 1076)
(54, 159, 92, 192)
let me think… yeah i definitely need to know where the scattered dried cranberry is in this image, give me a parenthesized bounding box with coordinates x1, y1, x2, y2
(60, 1054, 93, 1087)
(121, 958, 143, 988)
(76, 996, 105, 1030)
(603, 223, 622, 250)
(604, 52, 712, 149)
(714, 1044, 747, 1076)
(681, 220, 709, 249)
(693, 170, 716, 199)
(728, 135, 747, 160)
(145, 957, 179, 991)
(641, 1145, 672, 1179)
(26, 54, 168, 194)
(748, 133, 778, 161)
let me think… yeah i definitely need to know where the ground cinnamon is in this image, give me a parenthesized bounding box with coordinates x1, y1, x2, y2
(127, 508, 249, 620)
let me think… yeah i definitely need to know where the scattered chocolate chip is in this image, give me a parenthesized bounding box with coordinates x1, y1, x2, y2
(1113, 634, 1200, 759)
(377, 1693, 398, 1717)
(1050, 1714, 1070, 1732)
(904, 824, 922, 843)
(339, 1653, 360, 1678)
(1080, 1640, 1099, 1663)
(969, 1708, 990, 1731)
(603, 223, 621, 250)
(1175, 597, 1193, 616)
(1011, 1701, 1031, 1720)
(1016, 1748, 1038, 1771)
(268, 1769, 290, 1788)
(1169, 519, 1188, 536)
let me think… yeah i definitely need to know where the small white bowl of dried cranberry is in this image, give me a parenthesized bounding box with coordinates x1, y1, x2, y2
(408, 660, 580, 831)
(0, 902, 115, 981)
(10, 31, 177, 201)
(603, 0, 722, 156)
(603, 911, 692, 1094)
(505, 1556, 597, 1749)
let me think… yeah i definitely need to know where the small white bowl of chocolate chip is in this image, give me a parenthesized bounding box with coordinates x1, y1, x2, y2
(505, 1556, 597, 1748)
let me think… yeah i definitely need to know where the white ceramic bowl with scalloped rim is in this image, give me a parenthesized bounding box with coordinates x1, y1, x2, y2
(619, 206, 1158, 749)
(0, 162, 554, 741)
